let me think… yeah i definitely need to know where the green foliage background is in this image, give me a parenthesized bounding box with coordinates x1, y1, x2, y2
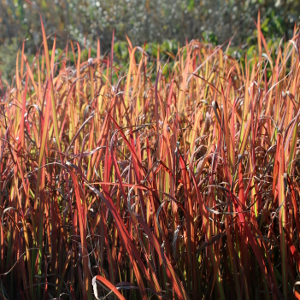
(0, 0, 299, 82)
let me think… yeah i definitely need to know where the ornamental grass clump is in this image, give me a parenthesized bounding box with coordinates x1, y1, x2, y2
(1, 15, 300, 300)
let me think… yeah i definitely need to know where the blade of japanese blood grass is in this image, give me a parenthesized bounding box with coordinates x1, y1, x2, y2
(272, 133, 282, 198)
(18, 70, 28, 153)
(97, 38, 101, 59)
(111, 191, 121, 283)
(284, 72, 297, 134)
(35, 85, 52, 299)
(89, 95, 116, 179)
(100, 202, 115, 285)
(102, 141, 113, 199)
(88, 58, 94, 102)
(58, 79, 77, 139)
(189, 107, 203, 162)
(254, 11, 271, 64)
(128, 128, 147, 219)
(110, 141, 151, 294)
(56, 250, 72, 296)
(161, 124, 174, 205)
(238, 115, 252, 157)
(229, 189, 280, 298)
(178, 155, 197, 295)
(135, 215, 189, 300)
(124, 46, 137, 118)
(65, 113, 94, 154)
(153, 69, 164, 214)
(273, 55, 282, 129)
(51, 193, 63, 292)
(278, 135, 288, 299)
(256, 10, 262, 58)
(221, 80, 234, 167)
(238, 158, 250, 289)
(23, 55, 38, 97)
(97, 204, 105, 280)
(15, 50, 22, 134)
(287, 110, 299, 175)
(109, 116, 145, 172)
(96, 38, 101, 94)
(287, 175, 300, 243)
(37, 52, 42, 105)
(110, 30, 114, 83)
(178, 45, 191, 114)
(133, 50, 147, 121)
(125, 34, 133, 51)
(92, 275, 125, 300)
(109, 146, 166, 297)
(146, 137, 156, 227)
(248, 88, 263, 217)
(155, 68, 160, 159)
(84, 184, 157, 300)
(165, 81, 179, 229)
(240, 65, 259, 156)
(238, 54, 249, 143)
(14, 164, 33, 298)
(40, 15, 61, 153)
(156, 43, 160, 74)
(68, 171, 93, 300)
(154, 202, 168, 290)
(189, 166, 226, 299)
(76, 43, 81, 108)
(90, 114, 110, 182)
(86, 116, 94, 182)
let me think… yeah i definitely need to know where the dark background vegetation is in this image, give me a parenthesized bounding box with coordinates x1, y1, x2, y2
(0, 0, 300, 81)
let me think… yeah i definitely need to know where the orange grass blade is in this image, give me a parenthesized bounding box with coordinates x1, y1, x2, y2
(40, 15, 61, 152)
